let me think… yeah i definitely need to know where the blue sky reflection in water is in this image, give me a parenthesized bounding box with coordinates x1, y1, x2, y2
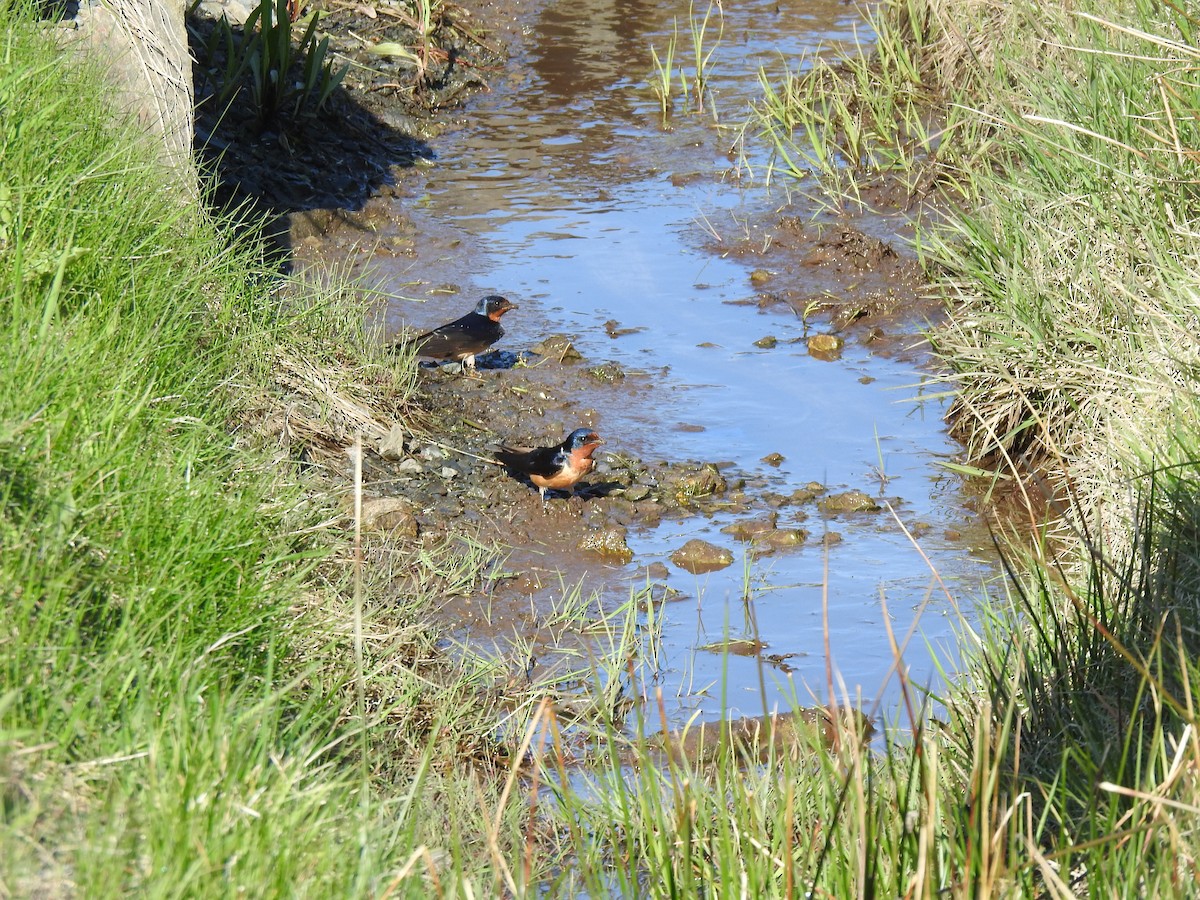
(376, 0, 998, 723)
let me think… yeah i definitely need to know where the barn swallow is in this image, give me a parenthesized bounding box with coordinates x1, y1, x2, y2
(494, 428, 605, 504)
(403, 295, 517, 372)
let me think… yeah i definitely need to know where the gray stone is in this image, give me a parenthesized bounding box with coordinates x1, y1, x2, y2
(396, 459, 424, 477)
(378, 423, 407, 460)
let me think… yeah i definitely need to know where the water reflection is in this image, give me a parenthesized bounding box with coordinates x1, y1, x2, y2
(377, 0, 993, 722)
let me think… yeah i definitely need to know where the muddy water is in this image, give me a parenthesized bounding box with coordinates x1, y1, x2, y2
(362, 0, 993, 724)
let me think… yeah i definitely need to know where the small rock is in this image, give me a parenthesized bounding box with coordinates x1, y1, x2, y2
(419, 444, 447, 462)
(699, 637, 767, 657)
(588, 362, 626, 383)
(439, 466, 459, 480)
(396, 459, 424, 477)
(578, 526, 633, 562)
(721, 514, 778, 542)
(358, 498, 419, 538)
(671, 539, 734, 574)
(378, 423, 407, 460)
(643, 561, 670, 580)
(673, 464, 727, 500)
(761, 452, 785, 466)
(823, 532, 844, 547)
(761, 528, 808, 550)
(623, 484, 652, 502)
(754, 335, 778, 349)
(807, 333, 845, 361)
(749, 268, 773, 286)
(604, 319, 642, 338)
(531, 334, 582, 362)
(819, 490, 881, 513)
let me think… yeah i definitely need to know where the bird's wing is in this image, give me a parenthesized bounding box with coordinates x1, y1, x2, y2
(495, 445, 563, 478)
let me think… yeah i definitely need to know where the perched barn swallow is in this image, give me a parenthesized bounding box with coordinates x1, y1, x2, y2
(403, 295, 517, 372)
(494, 428, 605, 504)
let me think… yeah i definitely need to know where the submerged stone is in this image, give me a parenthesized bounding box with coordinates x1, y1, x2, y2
(721, 514, 778, 542)
(761, 527, 808, 550)
(670, 539, 734, 574)
(654, 708, 875, 766)
(819, 490, 881, 513)
(807, 333, 844, 360)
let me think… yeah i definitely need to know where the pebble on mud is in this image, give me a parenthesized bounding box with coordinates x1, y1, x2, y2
(578, 526, 633, 562)
(819, 490, 881, 514)
(670, 539, 735, 574)
(672, 464, 728, 501)
(396, 458, 424, 477)
(587, 362, 626, 383)
(378, 423, 407, 460)
(807, 333, 844, 361)
(358, 498, 419, 538)
(531, 334, 582, 362)
(623, 484, 652, 502)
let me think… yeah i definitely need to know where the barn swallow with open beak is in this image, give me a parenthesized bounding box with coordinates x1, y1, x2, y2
(494, 428, 605, 505)
(401, 295, 517, 373)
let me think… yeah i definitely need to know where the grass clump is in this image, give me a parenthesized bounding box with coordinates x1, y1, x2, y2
(194, 0, 347, 124)
(0, 5, 533, 894)
(714, 0, 1200, 894)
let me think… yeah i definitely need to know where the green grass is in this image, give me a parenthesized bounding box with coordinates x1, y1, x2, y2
(14, 0, 1200, 894)
(734, 0, 1200, 894)
(0, 5, 535, 894)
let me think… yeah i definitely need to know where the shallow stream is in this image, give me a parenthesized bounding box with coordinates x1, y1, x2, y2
(312, 0, 998, 727)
